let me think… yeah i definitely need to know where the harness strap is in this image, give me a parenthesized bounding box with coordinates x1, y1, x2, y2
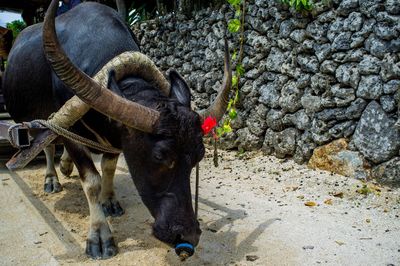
(33, 119, 122, 154)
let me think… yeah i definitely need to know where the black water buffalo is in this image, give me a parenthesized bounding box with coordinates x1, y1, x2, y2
(3, 0, 231, 259)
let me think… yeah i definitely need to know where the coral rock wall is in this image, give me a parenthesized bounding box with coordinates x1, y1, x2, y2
(133, 0, 400, 180)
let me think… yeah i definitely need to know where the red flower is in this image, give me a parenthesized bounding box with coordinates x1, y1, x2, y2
(201, 116, 217, 135)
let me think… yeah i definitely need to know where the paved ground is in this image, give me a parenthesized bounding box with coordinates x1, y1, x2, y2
(0, 149, 399, 265)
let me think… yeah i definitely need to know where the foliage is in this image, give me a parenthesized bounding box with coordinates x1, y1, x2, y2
(216, 0, 245, 138)
(6, 20, 26, 40)
(279, 0, 313, 11)
(128, 5, 152, 26)
(279, 0, 332, 11)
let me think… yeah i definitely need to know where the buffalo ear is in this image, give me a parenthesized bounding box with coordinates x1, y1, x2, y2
(168, 69, 191, 107)
(107, 69, 125, 98)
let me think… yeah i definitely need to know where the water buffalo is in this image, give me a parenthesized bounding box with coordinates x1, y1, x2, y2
(2, 0, 232, 259)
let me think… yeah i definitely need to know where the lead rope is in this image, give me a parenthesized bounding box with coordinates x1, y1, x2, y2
(33, 119, 122, 154)
(194, 163, 199, 219)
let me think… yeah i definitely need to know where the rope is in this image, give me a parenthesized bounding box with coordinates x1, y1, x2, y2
(33, 119, 122, 154)
(195, 163, 199, 219)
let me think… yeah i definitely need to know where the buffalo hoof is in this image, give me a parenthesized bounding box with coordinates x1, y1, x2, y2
(102, 199, 124, 217)
(60, 160, 73, 177)
(44, 176, 62, 193)
(86, 236, 118, 259)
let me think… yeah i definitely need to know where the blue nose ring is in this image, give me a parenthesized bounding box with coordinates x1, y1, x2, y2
(175, 242, 194, 261)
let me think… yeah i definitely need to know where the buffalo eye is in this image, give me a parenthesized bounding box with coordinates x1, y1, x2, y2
(152, 144, 176, 169)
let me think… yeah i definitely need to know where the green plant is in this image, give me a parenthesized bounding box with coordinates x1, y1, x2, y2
(215, 0, 245, 138)
(128, 5, 152, 26)
(6, 20, 26, 40)
(279, 0, 313, 11)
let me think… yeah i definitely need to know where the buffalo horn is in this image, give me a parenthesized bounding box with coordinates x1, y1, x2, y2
(198, 39, 232, 122)
(43, 0, 160, 133)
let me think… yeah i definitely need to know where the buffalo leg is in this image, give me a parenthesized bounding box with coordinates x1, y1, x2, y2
(60, 147, 74, 176)
(43, 144, 62, 193)
(100, 153, 124, 217)
(63, 140, 118, 259)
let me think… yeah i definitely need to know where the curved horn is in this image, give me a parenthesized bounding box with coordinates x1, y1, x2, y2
(199, 39, 232, 122)
(43, 0, 159, 133)
(107, 51, 170, 96)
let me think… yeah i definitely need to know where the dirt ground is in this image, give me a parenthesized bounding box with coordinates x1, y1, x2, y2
(0, 148, 399, 266)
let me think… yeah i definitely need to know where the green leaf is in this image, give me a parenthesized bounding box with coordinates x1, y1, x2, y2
(227, 98, 234, 110)
(233, 89, 239, 104)
(235, 9, 241, 17)
(223, 124, 232, 133)
(232, 50, 237, 61)
(227, 0, 241, 5)
(216, 127, 224, 137)
(232, 75, 238, 87)
(229, 108, 237, 119)
(228, 19, 241, 33)
(236, 64, 245, 76)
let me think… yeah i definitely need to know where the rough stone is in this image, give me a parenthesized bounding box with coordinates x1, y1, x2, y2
(310, 118, 332, 145)
(290, 29, 307, 43)
(343, 12, 364, 32)
(279, 81, 303, 113)
(311, 74, 335, 95)
(383, 80, 400, 94)
(345, 98, 368, 119)
(237, 128, 263, 151)
(297, 55, 319, 73)
(258, 84, 280, 108)
(352, 101, 400, 163)
(266, 48, 286, 72)
(331, 85, 356, 107)
(372, 157, 400, 186)
(359, 55, 381, 74)
(380, 54, 400, 82)
(246, 107, 268, 136)
(327, 18, 345, 42)
(320, 60, 338, 75)
(374, 22, 398, 41)
(266, 109, 286, 131)
(357, 75, 383, 100)
(308, 139, 371, 179)
(306, 21, 329, 43)
(316, 108, 346, 121)
(314, 44, 332, 62)
(360, 0, 385, 18)
(365, 35, 391, 59)
(335, 64, 360, 88)
(293, 132, 317, 164)
(336, 0, 359, 16)
(380, 95, 397, 113)
(219, 132, 239, 150)
(386, 0, 400, 14)
(283, 109, 311, 131)
(328, 121, 356, 138)
(272, 128, 300, 158)
(301, 95, 324, 113)
(331, 32, 352, 51)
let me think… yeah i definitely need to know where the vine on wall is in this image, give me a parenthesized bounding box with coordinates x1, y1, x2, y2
(216, 0, 246, 137)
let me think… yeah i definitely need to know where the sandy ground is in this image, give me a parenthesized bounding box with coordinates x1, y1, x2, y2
(0, 148, 399, 266)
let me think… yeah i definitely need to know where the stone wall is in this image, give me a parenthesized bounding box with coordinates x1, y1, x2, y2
(132, 0, 400, 181)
